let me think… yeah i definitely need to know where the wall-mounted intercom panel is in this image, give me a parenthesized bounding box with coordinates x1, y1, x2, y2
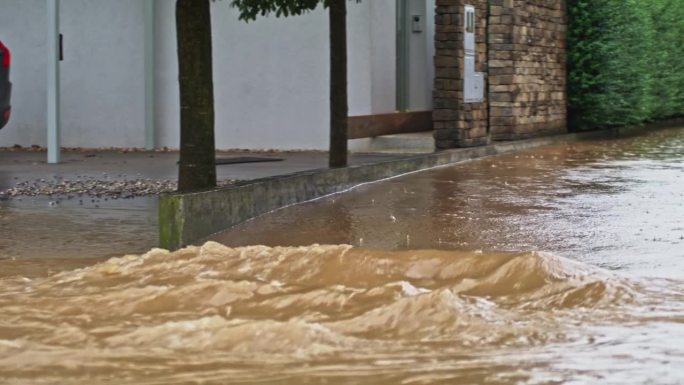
(412, 14, 423, 33)
(463, 4, 484, 103)
(464, 5, 475, 55)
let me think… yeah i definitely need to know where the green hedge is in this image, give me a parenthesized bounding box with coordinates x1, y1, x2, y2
(567, 0, 684, 130)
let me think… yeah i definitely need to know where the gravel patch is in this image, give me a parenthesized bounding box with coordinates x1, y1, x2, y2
(0, 177, 237, 200)
(0, 144, 175, 153)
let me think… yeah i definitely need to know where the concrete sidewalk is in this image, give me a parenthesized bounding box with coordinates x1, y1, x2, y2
(1, 122, 678, 260)
(0, 148, 414, 260)
(0, 149, 411, 192)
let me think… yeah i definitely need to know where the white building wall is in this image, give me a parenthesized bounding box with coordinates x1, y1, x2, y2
(0, 0, 48, 147)
(161, 0, 394, 150)
(370, 0, 398, 114)
(426, 0, 436, 105)
(0, 0, 403, 151)
(406, 0, 431, 111)
(0, 0, 146, 148)
(60, 0, 146, 148)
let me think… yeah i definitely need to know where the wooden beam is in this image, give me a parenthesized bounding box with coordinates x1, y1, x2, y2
(348, 110, 433, 139)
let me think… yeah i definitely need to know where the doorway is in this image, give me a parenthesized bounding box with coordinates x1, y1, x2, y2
(396, 0, 434, 112)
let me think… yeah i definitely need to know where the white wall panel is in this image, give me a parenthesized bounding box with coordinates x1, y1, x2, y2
(1, 0, 405, 151)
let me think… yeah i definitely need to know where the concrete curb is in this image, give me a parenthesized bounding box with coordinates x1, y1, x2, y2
(159, 129, 621, 250)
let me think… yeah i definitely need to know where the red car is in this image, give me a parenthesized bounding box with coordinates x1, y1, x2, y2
(0, 40, 11, 129)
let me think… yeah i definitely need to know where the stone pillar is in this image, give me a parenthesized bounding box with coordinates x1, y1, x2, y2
(488, 0, 567, 140)
(433, 0, 489, 149)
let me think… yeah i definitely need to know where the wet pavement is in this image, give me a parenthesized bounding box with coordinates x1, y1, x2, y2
(0, 149, 406, 260)
(213, 127, 684, 279)
(0, 150, 408, 191)
(0, 127, 683, 384)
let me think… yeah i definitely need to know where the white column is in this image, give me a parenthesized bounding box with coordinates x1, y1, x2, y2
(47, 0, 60, 164)
(144, 0, 156, 149)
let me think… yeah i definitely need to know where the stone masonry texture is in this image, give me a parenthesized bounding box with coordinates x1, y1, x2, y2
(433, 0, 568, 147)
(433, 0, 490, 148)
(488, 0, 567, 140)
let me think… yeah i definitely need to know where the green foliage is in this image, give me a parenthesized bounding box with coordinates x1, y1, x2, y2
(231, 0, 322, 21)
(567, 0, 684, 130)
(230, 0, 359, 21)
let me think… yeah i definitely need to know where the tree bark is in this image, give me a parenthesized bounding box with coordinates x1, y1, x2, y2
(176, 0, 217, 191)
(329, 0, 348, 168)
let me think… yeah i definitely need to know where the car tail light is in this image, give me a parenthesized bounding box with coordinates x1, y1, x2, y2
(0, 42, 9, 68)
(2, 108, 10, 121)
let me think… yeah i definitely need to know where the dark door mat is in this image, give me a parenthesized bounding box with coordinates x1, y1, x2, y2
(215, 156, 284, 165)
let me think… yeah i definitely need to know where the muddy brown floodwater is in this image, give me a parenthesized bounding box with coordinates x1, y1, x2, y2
(1, 127, 683, 384)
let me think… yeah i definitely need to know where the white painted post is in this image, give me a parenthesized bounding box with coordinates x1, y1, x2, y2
(144, 0, 156, 149)
(47, 0, 60, 164)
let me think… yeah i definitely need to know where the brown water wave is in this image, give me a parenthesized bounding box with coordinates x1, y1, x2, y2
(1, 242, 671, 384)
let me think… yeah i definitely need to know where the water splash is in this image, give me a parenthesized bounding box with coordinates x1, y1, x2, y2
(1, 242, 671, 384)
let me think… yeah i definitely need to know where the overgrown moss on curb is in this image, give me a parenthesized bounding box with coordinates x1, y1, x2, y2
(159, 195, 184, 250)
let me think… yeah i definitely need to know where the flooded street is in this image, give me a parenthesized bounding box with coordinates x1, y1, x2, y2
(0, 197, 158, 261)
(215, 127, 684, 279)
(1, 127, 683, 384)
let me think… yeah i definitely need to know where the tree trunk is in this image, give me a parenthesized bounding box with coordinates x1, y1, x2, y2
(176, 0, 216, 191)
(329, 0, 348, 168)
